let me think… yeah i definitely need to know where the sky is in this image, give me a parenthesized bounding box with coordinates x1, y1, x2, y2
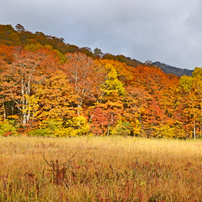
(0, 0, 202, 70)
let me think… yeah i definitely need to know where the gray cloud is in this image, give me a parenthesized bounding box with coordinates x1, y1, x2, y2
(0, 0, 201, 69)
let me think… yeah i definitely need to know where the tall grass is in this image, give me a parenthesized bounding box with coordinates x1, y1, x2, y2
(0, 136, 201, 201)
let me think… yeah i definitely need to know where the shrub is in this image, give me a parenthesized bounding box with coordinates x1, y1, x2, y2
(29, 117, 90, 137)
(111, 122, 133, 136)
(152, 125, 176, 138)
(29, 127, 52, 137)
(151, 121, 186, 139)
(0, 120, 17, 136)
(29, 120, 69, 137)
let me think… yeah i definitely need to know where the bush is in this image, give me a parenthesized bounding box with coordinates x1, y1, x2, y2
(151, 121, 186, 139)
(0, 120, 17, 136)
(64, 116, 90, 136)
(29, 128, 52, 137)
(29, 121, 70, 137)
(111, 122, 133, 136)
(29, 117, 90, 137)
(152, 125, 176, 138)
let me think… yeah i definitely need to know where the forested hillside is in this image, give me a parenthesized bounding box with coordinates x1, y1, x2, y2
(152, 61, 193, 76)
(0, 24, 201, 138)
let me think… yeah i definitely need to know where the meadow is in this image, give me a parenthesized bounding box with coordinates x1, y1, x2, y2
(0, 136, 201, 201)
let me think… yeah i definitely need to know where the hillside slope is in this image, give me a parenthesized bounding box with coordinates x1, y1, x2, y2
(152, 61, 193, 76)
(0, 24, 194, 76)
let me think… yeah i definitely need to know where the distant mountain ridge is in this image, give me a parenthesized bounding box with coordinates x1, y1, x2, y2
(152, 61, 193, 77)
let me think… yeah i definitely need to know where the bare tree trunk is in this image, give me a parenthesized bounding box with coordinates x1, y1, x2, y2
(3, 101, 6, 120)
(22, 77, 27, 125)
(107, 123, 110, 136)
(193, 122, 196, 139)
(27, 78, 31, 123)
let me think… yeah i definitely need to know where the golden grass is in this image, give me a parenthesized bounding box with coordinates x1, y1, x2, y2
(0, 136, 201, 201)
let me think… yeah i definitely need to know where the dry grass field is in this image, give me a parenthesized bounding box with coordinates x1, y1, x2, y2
(0, 136, 201, 201)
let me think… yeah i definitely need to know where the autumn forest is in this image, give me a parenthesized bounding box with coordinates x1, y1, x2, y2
(0, 24, 202, 139)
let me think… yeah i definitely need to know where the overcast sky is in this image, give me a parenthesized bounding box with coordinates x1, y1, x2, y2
(1, 0, 202, 69)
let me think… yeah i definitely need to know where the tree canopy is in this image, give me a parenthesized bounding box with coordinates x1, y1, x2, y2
(0, 24, 201, 138)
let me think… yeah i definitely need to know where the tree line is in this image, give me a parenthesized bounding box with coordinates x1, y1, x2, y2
(0, 24, 201, 138)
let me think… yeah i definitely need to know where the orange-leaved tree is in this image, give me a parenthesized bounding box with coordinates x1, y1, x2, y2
(0, 46, 59, 126)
